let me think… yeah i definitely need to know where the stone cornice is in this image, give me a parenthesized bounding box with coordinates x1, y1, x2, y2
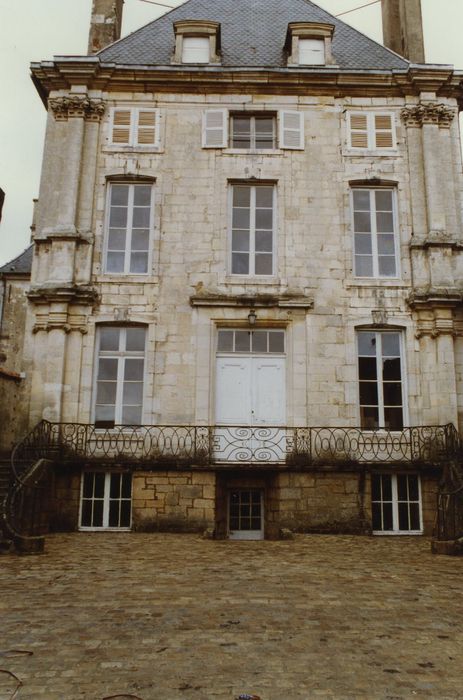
(408, 289, 462, 312)
(30, 60, 463, 104)
(48, 96, 106, 121)
(27, 285, 99, 306)
(409, 232, 462, 250)
(401, 103, 456, 128)
(190, 292, 314, 310)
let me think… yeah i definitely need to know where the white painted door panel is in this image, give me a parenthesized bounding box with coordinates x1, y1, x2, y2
(252, 358, 285, 425)
(215, 359, 252, 425)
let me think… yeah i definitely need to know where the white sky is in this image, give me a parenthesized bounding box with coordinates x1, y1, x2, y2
(1, 0, 462, 266)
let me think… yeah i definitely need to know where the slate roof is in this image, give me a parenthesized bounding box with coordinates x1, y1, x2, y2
(98, 0, 409, 71)
(0, 245, 33, 276)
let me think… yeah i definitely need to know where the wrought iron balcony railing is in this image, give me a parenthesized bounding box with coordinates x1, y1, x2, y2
(37, 422, 458, 466)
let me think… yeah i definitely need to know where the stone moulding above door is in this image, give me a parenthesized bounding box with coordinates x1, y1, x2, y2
(189, 292, 314, 309)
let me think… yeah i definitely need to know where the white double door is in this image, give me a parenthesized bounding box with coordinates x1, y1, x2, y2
(215, 355, 286, 462)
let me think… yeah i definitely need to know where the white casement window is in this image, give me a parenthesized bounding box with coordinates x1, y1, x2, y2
(231, 115, 276, 149)
(110, 108, 160, 147)
(105, 182, 154, 275)
(94, 326, 146, 428)
(299, 38, 325, 65)
(357, 330, 405, 431)
(348, 112, 395, 150)
(182, 36, 210, 63)
(230, 184, 275, 276)
(80, 472, 132, 530)
(202, 110, 303, 150)
(352, 188, 399, 278)
(371, 474, 422, 534)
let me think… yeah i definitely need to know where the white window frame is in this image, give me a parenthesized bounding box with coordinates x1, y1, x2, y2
(109, 107, 160, 148)
(371, 473, 423, 535)
(357, 329, 407, 431)
(103, 182, 154, 276)
(229, 184, 277, 278)
(351, 187, 400, 279)
(230, 114, 277, 150)
(182, 36, 210, 63)
(298, 38, 325, 65)
(79, 471, 132, 531)
(347, 111, 396, 151)
(93, 326, 147, 428)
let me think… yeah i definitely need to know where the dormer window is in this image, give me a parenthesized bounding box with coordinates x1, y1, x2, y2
(286, 22, 335, 67)
(173, 20, 221, 65)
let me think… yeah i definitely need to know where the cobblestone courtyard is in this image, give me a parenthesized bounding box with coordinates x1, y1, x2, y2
(0, 533, 462, 699)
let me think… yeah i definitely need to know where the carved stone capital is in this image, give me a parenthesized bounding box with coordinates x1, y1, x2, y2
(49, 96, 106, 122)
(401, 104, 456, 129)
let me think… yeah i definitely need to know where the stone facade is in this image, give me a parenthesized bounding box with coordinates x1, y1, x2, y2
(7, 0, 463, 541)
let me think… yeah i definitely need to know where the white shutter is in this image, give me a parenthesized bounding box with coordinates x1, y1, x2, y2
(202, 109, 228, 148)
(374, 114, 395, 149)
(279, 111, 304, 150)
(136, 109, 159, 146)
(111, 109, 132, 145)
(349, 113, 369, 149)
(299, 38, 325, 65)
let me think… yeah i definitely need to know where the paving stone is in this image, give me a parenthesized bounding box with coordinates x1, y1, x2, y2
(0, 534, 462, 698)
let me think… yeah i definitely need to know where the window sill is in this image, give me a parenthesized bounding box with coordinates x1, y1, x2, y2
(372, 530, 423, 536)
(94, 274, 160, 284)
(103, 146, 163, 154)
(222, 148, 285, 156)
(220, 275, 285, 287)
(345, 279, 409, 288)
(342, 148, 399, 158)
(79, 527, 132, 532)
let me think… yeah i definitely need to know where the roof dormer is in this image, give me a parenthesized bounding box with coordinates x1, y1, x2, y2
(286, 22, 336, 67)
(172, 20, 221, 65)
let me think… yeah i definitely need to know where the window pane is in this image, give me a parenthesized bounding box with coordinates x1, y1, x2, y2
(83, 473, 94, 500)
(355, 255, 373, 277)
(355, 234, 372, 254)
(383, 382, 402, 406)
(100, 327, 120, 352)
(398, 502, 410, 530)
(251, 518, 261, 530)
(383, 358, 401, 381)
(235, 331, 251, 352)
(376, 212, 394, 233)
(255, 253, 273, 275)
(382, 502, 393, 530)
(255, 137, 274, 149)
(269, 331, 285, 353)
(255, 118, 274, 134)
(232, 230, 250, 252)
(358, 357, 377, 380)
(109, 500, 120, 527)
(232, 252, 249, 275)
(133, 186, 152, 206)
(126, 328, 146, 352)
(409, 503, 420, 530)
(81, 499, 92, 527)
(96, 381, 117, 404)
(384, 407, 403, 430)
(359, 381, 378, 405)
(120, 500, 132, 527)
(358, 332, 376, 357)
(255, 230, 273, 252)
(124, 358, 144, 381)
(93, 500, 104, 527)
(252, 331, 268, 353)
(353, 211, 371, 233)
(109, 206, 128, 228)
(106, 252, 125, 273)
(353, 190, 371, 211)
(375, 190, 393, 211)
(372, 501, 382, 530)
(217, 330, 234, 352)
(132, 207, 150, 228)
(95, 405, 115, 424)
(371, 474, 381, 502)
(378, 256, 396, 277)
(360, 406, 379, 429)
(94, 473, 106, 499)
(123, 381, 143, 405)
(408, 475, 419, 502)
(233, 117, 251, 134)
(130, 252, 148, 273)
(397, 474, 408, 501)
(122, 405, 142, 425)
(111, 185, 129, 206)
(131, 230, 149, 251)
(255, 208, 273, 229)
(121, 474, 132, 499)
(98, 358, 118, 380)
(382, 475, 392, 501)
(382, 334, 400, 357)
(232, 208, 251, 229)
(255, 187, 273, 208)
(377, 234, 395, 255)
(233, 187, 251, 207)
(110, 473, 121, 499)
(108, 229, 126, 250)
(233, 136, 251, 149)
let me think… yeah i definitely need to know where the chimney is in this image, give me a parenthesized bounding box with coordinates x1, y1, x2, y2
(0, 189, 4, 223)
(381, 0, 425, 63)
(88, 0, 124, 55)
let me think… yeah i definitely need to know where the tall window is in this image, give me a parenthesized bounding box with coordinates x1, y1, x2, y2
(231, 115, 276, 149)
(352, 188, 398, 278)
(357, 330, 404, 430)
(80, 472, 132, 530)
(371, 474, 422, 534)
(94, 327, 146, 428)
(105, 182, 153, 274)
(230, 184, 275, 276)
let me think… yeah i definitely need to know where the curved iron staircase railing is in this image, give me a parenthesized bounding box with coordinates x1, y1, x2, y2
(435, 458, 463, 544)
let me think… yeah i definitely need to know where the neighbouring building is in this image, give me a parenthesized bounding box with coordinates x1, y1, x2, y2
(3, 0, 463, 549)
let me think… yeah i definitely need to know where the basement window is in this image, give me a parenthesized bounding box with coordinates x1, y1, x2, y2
(371, 474, 422, 534)
(80, 472, 132, 530)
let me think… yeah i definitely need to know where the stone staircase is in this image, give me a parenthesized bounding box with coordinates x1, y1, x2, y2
(0, 454, 13, 552)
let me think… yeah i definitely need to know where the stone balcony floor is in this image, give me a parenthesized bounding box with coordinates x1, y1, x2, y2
(1, 533, 462, 699)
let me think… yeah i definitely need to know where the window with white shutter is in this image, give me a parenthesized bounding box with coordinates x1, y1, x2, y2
(182, 36, 210, 63)
(110, 108, 160, 148)
(279, 111, 304, 150)
(347, 112, 395, 151)
(202, 109, 228, 148)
